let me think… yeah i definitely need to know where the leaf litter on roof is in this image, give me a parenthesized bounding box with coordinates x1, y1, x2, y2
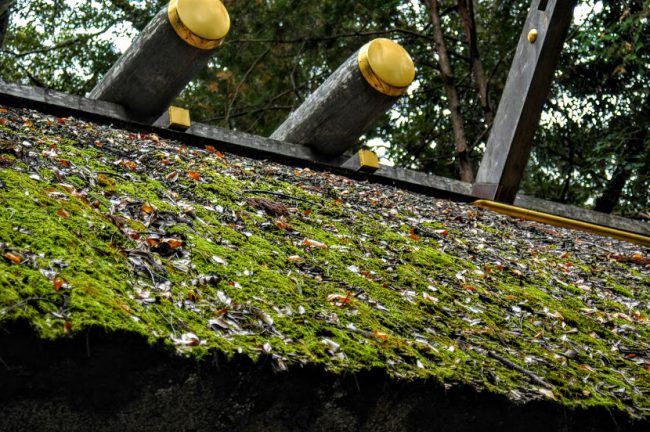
(0, 105, 649, 419)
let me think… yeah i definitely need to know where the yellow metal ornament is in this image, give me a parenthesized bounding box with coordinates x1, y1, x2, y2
(168, 106, 192, 130)
(168, 0, 230, 50)
(358, 150, 380, 172)
(358, 38, 415, 97)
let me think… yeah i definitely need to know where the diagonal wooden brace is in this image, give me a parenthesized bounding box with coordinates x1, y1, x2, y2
(472, 0, 577, 203)
(89, 0, 229, 122)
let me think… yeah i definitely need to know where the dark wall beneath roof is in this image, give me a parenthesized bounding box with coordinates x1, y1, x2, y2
(0, 323, 644, 432)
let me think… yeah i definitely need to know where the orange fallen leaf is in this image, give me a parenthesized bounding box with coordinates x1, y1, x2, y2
(166, 171, 179, 182)
(274, 220, 294, 231)
(53, 277, 66, 292)
(58, 159, 71, 168)
(164, 239, 184, 249)
(436, 229, 450, 237)
(0, 108, 8, 114)
(3, 252, 22, 264)
(97, 174, 115, 187)
(304, 238, 328, 249)
(141, 203, 155, 214)
(205, 145, 217, 154)
(373, 331, 389, 342)
(187, 171, 201, 181)
(161, 159, 171, 166)
(327, 293, 352, 305)
(122, 160, 137, 170)
(463, 284, 477, 292)
(56, 208, 70, 218)
(63, 321, 73, 334)
(56, 118, 66, 125)
(303, 210, 312, 217)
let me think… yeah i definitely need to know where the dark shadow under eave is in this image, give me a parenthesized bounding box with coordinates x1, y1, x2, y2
(0, 322, 644, 432)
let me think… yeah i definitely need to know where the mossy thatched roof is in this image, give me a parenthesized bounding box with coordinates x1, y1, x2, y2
(0, 105, 649, 419)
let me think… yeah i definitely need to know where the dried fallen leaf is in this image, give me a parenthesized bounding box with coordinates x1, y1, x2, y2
(327, 293, 352, 306)
(97, 174, 115, 187)
(163, 238, 184, 249)
(247, 198, 290, 217)
(304, 238, 328, 249)
(176, 332, 201, 346)
(53, 277, 66, 292)
(141, 203, 155, 214)
(3, 252, 22, 264)
(274, 220, 294, 231)
(287, 255, 304, 263)
(187, 171, 201, 181)
(166, 171, 179, 182)
(56, 208, 70, 218)
(122, 160, 137, 171)
(537, 388, 556, 400)
(373, 331, 389, 342)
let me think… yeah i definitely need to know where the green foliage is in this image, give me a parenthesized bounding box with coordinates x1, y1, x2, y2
(0, 0, 648, 216)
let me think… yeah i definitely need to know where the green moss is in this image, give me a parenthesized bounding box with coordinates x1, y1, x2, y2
(0, 111, 648, 419)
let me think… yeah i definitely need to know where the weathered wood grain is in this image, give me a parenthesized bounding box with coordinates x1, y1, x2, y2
(473, 0, 577, 202)
(271, 52, 399, 157)
(88, 8, 218, 120)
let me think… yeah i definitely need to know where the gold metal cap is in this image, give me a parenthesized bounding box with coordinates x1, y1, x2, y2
(168, 0, 230, 50)
(358, 38, 415, 97)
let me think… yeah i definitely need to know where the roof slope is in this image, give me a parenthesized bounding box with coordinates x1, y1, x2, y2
(0, 105, 649, 419)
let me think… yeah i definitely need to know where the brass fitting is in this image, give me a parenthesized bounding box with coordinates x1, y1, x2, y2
(168, 0, 230, 50)
(358, 38, 415, 97)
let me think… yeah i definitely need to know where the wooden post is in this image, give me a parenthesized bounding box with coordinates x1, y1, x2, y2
(89, 0, 229, 121)
(271, 38, 415, 157)
(472, 0, 577, 202)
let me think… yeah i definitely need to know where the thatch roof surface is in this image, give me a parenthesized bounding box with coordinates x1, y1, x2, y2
(0, 105, 648, 420)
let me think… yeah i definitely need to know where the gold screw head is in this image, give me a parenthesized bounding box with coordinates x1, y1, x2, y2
(528, 29, 539, 43)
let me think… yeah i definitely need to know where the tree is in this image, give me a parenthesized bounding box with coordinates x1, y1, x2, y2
(0, 0, 13, 47)
(0, 0, 647, 218)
